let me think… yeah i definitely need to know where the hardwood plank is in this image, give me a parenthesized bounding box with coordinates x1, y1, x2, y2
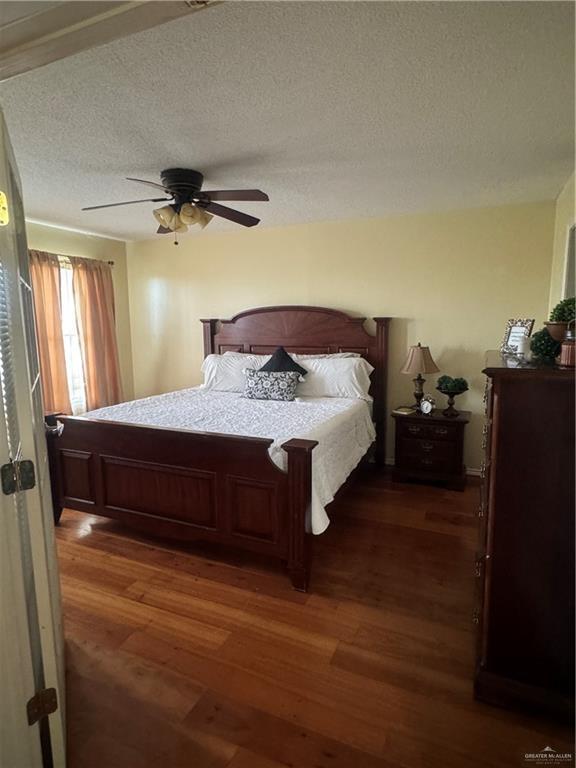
(56, 474, 574, 768)
(350, 620, 474, 676)
(184, 691, 395, 768)
(226, 748, 288, 768)
(62, 581, 230, 653)
(123, 581, 337, 655)
(120, 629, 388, 756)
(331, 641, 473, 705)
(67, 637, 205, 722)
(59, 510, 309, 602)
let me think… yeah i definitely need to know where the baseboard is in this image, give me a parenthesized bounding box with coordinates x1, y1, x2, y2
(475, 667, 574, 722)
(385, 457, 481, 477)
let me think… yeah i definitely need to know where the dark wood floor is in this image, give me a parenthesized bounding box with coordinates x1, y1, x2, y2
(56, 470, 574, 768)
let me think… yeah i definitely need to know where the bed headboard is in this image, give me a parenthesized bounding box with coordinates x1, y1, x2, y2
(201, 306, 390, 465)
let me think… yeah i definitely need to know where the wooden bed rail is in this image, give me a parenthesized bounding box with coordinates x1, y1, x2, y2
(47, 415, 317, 590)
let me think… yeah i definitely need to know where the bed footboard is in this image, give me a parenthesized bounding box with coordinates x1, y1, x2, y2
(48, 416, 317, 591)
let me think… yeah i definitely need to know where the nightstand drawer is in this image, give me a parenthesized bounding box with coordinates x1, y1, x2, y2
(402, 454, 452, 473)
(428, 422, 458, 440)
(398, 420, 458, 441)
(400, 437, 455, 461)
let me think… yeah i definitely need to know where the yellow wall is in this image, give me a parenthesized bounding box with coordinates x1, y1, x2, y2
(126, 201, 555, 470)
(548, 172, 575, 312)
(26, 222, 134, 399)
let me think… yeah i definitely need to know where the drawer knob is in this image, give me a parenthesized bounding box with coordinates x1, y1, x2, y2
(434, 427, 448, 436)
(474, 558, 483, 577)
(421, 441, 434, 452)
(480, 462, 487, 479)
(421, 457, 433, 465)
(472, 610, 480, 625)
(408, 425, 421, 434)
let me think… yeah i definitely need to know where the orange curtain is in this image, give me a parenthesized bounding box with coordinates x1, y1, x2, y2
(69, 257, 122, 410)
(29, 251, 72, 414)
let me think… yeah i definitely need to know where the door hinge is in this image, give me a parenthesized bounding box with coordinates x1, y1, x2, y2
(27, 688, 58, 725)
(1, 458, 36, 495)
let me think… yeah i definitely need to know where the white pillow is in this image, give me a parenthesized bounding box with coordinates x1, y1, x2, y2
(223, 351, 271, 359)
(294, 352, 361, 360)
(296, 357, 374, 400)
(223, 350, 360, 360)
(202, 353, 267, 391)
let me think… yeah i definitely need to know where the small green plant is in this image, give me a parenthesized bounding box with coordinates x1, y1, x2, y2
(549, 297, 575, 323)
(437, 375, 469, 393)
(530, 328, 561, 359)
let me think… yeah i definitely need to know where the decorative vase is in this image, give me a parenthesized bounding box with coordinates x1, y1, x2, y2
(437, 388, 465, 418)
(559, 325, 576, 368)
(544, 321, 569, 342)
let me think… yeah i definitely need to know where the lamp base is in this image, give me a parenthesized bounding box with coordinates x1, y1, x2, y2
(412, 374, 425, 408)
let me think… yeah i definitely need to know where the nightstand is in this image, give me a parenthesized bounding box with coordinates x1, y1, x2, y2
(392, 409, 470, 491)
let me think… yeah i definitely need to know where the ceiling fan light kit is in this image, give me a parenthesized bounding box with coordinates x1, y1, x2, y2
(152, 205, 187, 233)
(179, 202, 213, 229)
(82, 167, 269, 239)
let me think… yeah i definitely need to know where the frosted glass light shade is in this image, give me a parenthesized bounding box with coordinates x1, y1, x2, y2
(400, 343, 439, 375)
(153, 205, 187, 233)
(179, 203, 213, 229)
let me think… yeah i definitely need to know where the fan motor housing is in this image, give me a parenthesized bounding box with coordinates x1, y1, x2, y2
(161, 168, 204, 203)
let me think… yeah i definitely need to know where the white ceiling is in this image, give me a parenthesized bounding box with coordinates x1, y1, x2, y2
(0, 1, 573, 241)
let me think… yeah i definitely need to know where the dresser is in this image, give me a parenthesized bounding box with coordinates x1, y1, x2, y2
(475, 352, 575, 720)
(392, 409, 470, 490)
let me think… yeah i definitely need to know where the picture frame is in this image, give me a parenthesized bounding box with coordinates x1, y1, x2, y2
(500, 318, 535, 353)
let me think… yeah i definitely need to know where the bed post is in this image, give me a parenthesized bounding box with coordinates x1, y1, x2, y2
(373, 317, 390, 468)
(282, 438, 318, 592)
(200, 318, 219, 356)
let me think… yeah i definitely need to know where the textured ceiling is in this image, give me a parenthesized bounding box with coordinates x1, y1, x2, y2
(0, 1, 573, 241)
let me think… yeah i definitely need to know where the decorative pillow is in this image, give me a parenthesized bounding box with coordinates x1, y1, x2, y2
(296, 357, 374, 400)
(259, 346, 307, 377)
(243, 369, 300, 401)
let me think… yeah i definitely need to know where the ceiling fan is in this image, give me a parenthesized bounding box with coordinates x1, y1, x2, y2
(82, 168, 269, 236)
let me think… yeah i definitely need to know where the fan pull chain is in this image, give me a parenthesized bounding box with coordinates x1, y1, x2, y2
(173, 232, 179, 246)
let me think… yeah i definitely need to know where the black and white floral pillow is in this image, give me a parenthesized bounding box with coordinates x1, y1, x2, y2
(243, 369, 300, 401)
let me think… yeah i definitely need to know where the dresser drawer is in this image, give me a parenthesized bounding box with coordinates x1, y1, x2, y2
(399, 437, 455, 461)
(398, 420, 459, 441)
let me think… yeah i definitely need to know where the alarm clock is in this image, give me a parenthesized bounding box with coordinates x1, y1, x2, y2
(420, 395, 436, 415)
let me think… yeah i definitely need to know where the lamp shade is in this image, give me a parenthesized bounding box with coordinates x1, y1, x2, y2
(400, 343, 439, 375)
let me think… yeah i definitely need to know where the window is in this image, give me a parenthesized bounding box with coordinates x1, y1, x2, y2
(29, 251, 122, 415)
(59, 258, 86, 414)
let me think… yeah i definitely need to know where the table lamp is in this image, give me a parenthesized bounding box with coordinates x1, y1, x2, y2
(400, 342, 439, 407)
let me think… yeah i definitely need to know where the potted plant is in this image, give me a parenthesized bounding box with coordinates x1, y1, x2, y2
(530, 327, 562, 361)
(436, 375, 469, 418)
(545, 297, 575, 341)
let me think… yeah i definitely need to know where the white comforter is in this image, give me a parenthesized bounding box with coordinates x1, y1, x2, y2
(85, 388, 375, 534)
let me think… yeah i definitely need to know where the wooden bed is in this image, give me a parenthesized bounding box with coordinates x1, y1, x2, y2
(47, 306, 390, 590)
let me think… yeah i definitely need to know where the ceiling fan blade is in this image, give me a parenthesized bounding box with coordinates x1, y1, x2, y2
(202, 201, 260, 227)
(156, 225, 172, 235)
(203, 190, 269, 202)
(126, 177, 171, 193)
(82, 197, 170, 211)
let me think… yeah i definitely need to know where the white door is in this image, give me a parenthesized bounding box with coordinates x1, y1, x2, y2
(0, 109, 66, 767)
